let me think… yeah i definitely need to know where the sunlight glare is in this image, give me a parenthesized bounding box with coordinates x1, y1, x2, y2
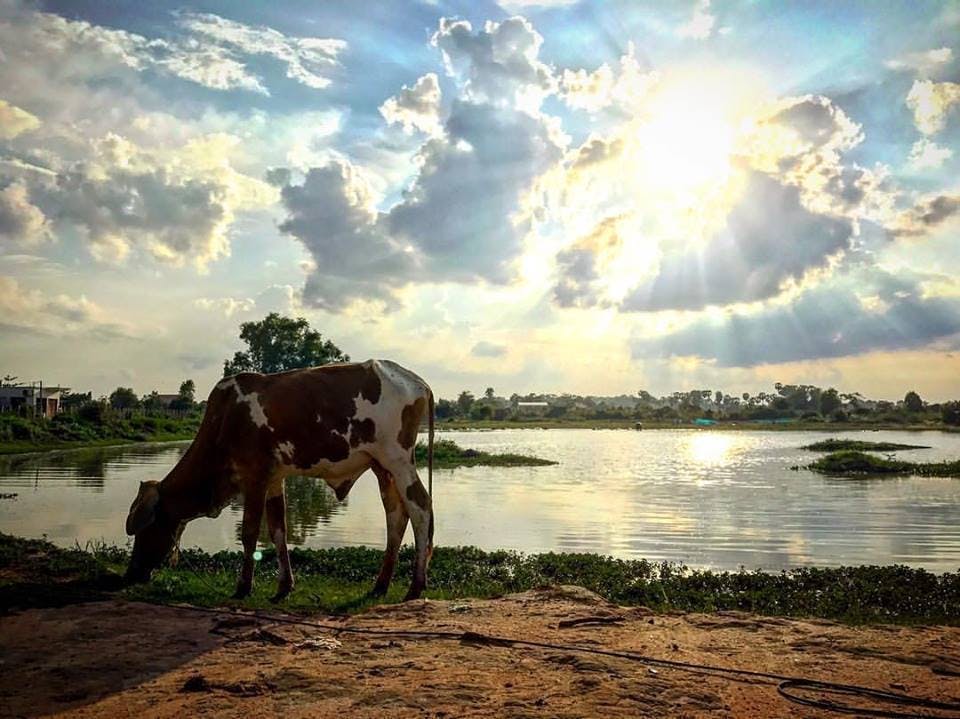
(688, 433, 735, 465)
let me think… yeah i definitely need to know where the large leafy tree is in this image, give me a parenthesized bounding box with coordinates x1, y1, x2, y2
(903, 390, 923, 413)
(223, 313, 350, 377)
(109, 387, 139, 409)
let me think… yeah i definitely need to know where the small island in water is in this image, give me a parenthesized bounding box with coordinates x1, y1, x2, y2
(415, 439, 556, 468)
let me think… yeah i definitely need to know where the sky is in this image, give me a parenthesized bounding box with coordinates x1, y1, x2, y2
(0, 0, 959, 401)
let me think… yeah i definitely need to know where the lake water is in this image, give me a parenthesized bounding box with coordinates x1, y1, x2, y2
(2, 429, 960, 572)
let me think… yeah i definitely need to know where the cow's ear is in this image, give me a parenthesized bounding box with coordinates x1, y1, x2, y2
(126, 481, 160, 535)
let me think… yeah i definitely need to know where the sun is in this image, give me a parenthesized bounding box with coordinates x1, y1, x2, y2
(641, 82, 738, 192)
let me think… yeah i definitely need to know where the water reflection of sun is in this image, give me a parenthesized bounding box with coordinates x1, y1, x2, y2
(688, 433, 735, 465)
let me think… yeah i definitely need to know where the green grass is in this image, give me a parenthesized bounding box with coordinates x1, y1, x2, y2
(2, 533, 959, 625)
(0, 413, 200, 455)
(801, 438, 931, 452)
(416, 439, 556, 467)
(808, 450, 960, 477)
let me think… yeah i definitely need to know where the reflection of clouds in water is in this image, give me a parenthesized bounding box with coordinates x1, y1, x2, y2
(4, 431, 960, 571)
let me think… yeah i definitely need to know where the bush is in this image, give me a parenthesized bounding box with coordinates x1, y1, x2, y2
(77, 402, 106, 424)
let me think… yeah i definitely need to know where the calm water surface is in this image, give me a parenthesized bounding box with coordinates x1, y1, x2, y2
(2, 429, 960, 572)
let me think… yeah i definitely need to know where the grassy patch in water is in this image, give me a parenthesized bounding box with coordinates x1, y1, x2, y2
(415, 439, 556, 468)
(801, 438, 930, 452)
(809, 450, 960, 477)
(2, 533, 959, 625)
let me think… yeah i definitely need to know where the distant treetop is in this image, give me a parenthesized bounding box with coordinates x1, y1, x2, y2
(223, 313, 350, 377)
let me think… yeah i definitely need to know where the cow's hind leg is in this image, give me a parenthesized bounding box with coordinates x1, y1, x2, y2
(233, 484, 266, 599)
(370, 462, 409, 597)
(380, 455, 433, 601)
(266, 485, 294, 602)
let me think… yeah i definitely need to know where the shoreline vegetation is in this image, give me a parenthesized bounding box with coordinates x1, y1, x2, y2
(800, 438, 931, 452)
(2, 533, 958, 625)
(2, 413, 957, 457)
(416, 439, 556, 467)
(808, 450, 960, 478)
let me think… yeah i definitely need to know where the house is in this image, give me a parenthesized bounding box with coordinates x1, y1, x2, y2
(0, 385, 68, 418)
(516, 401, 549, 416)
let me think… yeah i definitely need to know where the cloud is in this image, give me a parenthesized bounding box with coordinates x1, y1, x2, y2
(559, 44, 658, 113)
(379, 73, 443, 136)
(885, 47, 953, 76)
(471, 340, 507, 357)
(278, 160, 416, 311)
(0, 6, 346, 99)
(742, 94, 897, 223)
(30, 133, 276, 269)
(0, 276, 134, 339)
(631, 268, 960, 366)
(176, 12, 346, 91)
(432, 16, 556, 112)
(8, 8, 267, 95)
(676, 0, 716, 40)
(892, 192, 960, 237)
(0, 182, 51, 247)
(0, 100, 40, 139)
(620, 171, 853, 311)
(193, 296, 256, 317)
(386, 100, 566, 283)
(906, 138, 953, 171)
(906, 79, 960, 135)
(281, 18, 567, 310)
(497, 0, 579, 11)
(553, 215, 623, 308)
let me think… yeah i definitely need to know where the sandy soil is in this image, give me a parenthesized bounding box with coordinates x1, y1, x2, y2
(1, 586, 959, 718)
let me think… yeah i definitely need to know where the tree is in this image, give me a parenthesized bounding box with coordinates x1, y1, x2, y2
(61, 391, 92, 411)
(819, 388, 841, 415)
(223, 313, 349, 376)
(179, 379, 196, 403)
(942, 402, 960, 426)
(109, 387, 139, 410)
(170, 379, 196, 411)
(904, 391, 923, 413)
(484, 387, 495, 399)
(1, 374, 18, 387)
(435, 398, 457, 420)
(141, 391, 164, 412)
(456, 391, 475, 416)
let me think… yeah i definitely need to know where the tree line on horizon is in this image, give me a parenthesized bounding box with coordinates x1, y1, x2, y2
(4, 313, 958, 426)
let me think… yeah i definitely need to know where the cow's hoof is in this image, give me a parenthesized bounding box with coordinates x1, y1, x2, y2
(232, 584, 252, 600)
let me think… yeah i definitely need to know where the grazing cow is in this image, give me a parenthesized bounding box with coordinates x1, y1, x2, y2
(124, 359, 435, 601)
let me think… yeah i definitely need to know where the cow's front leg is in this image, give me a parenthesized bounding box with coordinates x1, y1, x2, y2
(233, 487, 266, 599)
(265, 487, 294, 603)
(371, 463, 409, 597)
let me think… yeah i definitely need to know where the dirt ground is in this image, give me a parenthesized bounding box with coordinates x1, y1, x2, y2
(1, 586, 959, 718)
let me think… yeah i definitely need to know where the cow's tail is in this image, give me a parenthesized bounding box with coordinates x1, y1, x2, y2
(427, 388, 435, 496)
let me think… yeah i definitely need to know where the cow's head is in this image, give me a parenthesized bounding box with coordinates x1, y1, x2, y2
(124, 480, 177, 583)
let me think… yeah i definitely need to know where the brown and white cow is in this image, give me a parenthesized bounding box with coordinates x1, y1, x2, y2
(124, 359, 435, 601)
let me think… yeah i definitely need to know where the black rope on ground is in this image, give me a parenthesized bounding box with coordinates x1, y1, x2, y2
(165, 602, 960, 718)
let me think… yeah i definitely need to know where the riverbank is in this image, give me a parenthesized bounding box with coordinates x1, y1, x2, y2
(2, 534, 959, 718)
(0, 412, 199, 456)
(438, 418, 956, 432)
(3, 417, 955, 456)
(3, 534, 958, 625)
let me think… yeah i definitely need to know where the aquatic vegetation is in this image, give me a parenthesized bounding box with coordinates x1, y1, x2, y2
(2, 533, 958, 625)
(809, 450, 960, 477)
(801, 438, 930, 452)
(415, 439, 556, 467)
